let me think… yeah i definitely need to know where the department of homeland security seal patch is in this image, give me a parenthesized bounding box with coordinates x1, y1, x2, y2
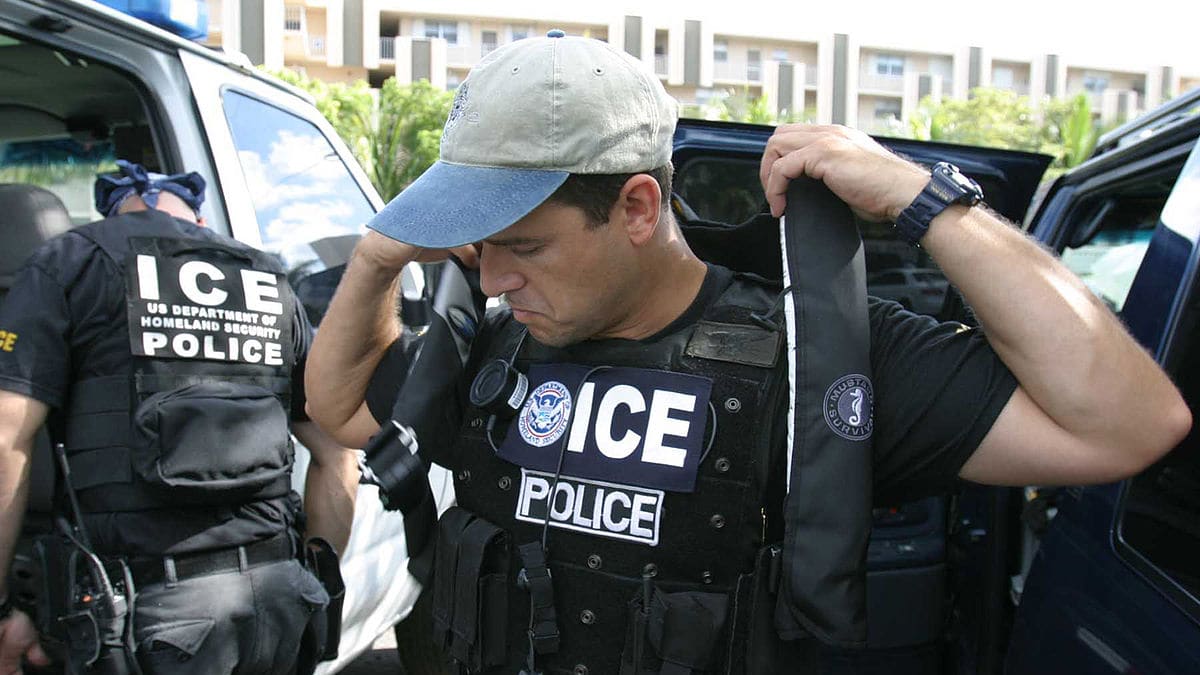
(518, 380, 573, 448)
(824, 374, 874, 441)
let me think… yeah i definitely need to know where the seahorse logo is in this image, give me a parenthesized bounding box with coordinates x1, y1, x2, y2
(823, 374, 874, 441)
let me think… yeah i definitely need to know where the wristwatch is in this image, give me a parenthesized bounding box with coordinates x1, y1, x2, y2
(894, 162, 983, 245)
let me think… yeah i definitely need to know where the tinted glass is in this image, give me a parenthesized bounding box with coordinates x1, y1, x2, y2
(222, 90, 375, 324)
(1118, 146, 1200, 613)
(0, 32, 154, 224)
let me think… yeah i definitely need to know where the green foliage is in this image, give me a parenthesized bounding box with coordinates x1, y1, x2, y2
(907, 87, 1105, 177)
(716, 88, 778, 124)
(908, 88, 1046, 152)
(261, 67, 452, 200)
(1049, 94, 1101, 169)
(373, 78, 453, 200)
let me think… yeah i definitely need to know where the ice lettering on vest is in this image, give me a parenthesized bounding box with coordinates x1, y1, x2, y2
(127, 245, 288, 366)
(499, 365, 713, 493)
(515, 469, 664, 545)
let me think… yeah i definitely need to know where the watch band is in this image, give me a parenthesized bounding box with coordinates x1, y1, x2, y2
(894, 190, 949, 246)
(894, 162, 983, 246)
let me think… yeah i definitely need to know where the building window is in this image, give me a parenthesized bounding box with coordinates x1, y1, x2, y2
(993, 65, 1014, 89)
(773, 48, 789, 62)
(874, 100, 902, 121)
(447, 74, 462, 91)
(481, 30, 498, 56)
(714, 39, 728, 63)
(1083, 72, 1110, 93)
(424, 19, 458, 44)
(747, 49, 761, 81)
(510, 25, 531, 41)
(284, 5, 303, 32)
(876, 54, 904, 77)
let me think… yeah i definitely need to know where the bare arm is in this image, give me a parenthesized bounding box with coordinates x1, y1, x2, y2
(305, 231, 479, 448)
(305, 232, 416, 447)
(293, 420, 358, 555)
(761, 124, 1191, 486)
(0, 390, 51, 673)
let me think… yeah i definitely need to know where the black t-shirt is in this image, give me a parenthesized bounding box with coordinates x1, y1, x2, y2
(368, 263, 1017, 507)
(0, 211, 311, 555)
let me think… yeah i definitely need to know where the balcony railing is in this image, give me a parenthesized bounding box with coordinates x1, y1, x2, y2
(713, 60, 761, 83)
(654, 54, 667, 76)
(444, 43, 472, 66)
(379, 36, 395, 61)
(309, 36, 326, 58)
(858, 72, 904, 92)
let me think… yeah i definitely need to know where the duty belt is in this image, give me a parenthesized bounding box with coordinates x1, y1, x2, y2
(126, 531, 294, 586)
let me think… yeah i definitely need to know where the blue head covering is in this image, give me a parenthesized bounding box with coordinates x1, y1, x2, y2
(94, 160, 206, 217)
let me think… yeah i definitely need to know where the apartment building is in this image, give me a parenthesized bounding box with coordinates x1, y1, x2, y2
(205, 0, 1200, 132)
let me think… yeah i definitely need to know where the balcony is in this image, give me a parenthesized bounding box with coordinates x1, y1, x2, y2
(654, 54, 667, 76)
(858, 72, 904, 93)
(444, 43, 473, 67)
(309, 36, 326, 58)
(713, 59, 762, 83)
(379, 36, 395, 61)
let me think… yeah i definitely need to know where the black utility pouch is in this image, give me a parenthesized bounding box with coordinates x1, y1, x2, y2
(430, 507, 509, 673)
(620, 585, 729, 675)
(739, 544, 814, 674)
(296, 537, 346, 675)
(132, 381, 292, 500)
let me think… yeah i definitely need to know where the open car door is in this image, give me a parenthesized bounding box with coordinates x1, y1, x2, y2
(671, 118, 1052, 675)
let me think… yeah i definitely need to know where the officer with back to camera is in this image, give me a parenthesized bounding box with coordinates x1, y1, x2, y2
(0, 161, 359, 674)
(305, 32, 1190, 674)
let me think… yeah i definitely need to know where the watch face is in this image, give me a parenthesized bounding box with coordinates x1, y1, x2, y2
(932, 162, 983, 204)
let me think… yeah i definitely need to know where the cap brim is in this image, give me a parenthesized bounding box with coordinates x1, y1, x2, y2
(367, 161, 569, 248)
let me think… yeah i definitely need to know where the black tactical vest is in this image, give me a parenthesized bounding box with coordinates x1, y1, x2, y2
(435, 274, 797, 674)
(60, 211, 298, 515)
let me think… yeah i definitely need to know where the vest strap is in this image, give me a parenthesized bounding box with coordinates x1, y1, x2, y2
(68, 448, 132, 491)
(517, 542, 559, 655)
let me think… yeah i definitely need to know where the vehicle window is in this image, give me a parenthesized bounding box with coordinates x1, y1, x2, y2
(1117, 147, 1200, 617)
(870, 271, 906, 285)
(1059, 197, 1160, 313)
(222, 90, 376, 325)
(675, 151, 948, 315)
(0, 32, 158, 223)
(674, 156, 765, 225)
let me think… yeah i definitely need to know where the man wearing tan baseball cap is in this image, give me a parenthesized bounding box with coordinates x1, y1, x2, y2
(306, 30, 1188, 674)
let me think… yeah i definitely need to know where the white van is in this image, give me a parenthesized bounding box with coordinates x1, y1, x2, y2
(0, 0, 451, 671)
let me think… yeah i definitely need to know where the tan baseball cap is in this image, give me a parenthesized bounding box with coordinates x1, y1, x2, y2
(368, 30, 679, 248)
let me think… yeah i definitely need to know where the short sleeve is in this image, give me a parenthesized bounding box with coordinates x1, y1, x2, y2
(365, 332, 423, 424)
(868, 298, 1018, 504)
(289, 305, 314, 421)
(0, 262, 73, 407)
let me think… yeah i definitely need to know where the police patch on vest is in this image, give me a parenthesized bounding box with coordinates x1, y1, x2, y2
(823, 374, 873, 440)
(498, 364, 712, 493)
(125, 237, 293, 367)
(515, 469, 664, 546)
